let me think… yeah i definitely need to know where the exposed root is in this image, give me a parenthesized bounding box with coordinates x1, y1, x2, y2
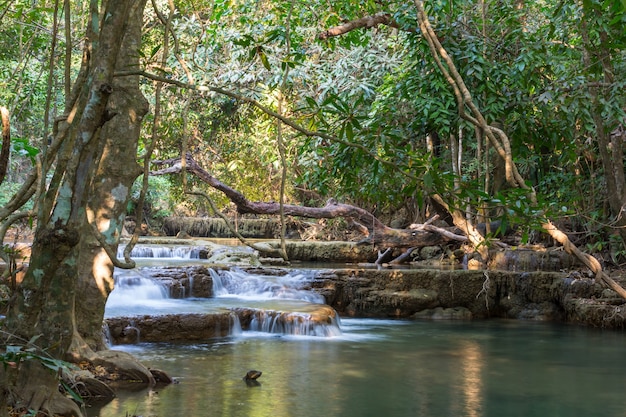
(476, 271, 490, 311)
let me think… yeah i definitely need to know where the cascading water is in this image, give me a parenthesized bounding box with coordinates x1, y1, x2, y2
(106, 269, 172, 317)
(117, 244, 202, 259)
(106, 264, 342, 337)
(209, 268, 342, 337)
(209, 268, 325, 303)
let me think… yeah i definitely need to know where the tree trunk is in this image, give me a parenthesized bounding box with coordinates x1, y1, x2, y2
(580, 7, 626, 246)
(71, 0, 148, 358)
(3, 1, 133, 415)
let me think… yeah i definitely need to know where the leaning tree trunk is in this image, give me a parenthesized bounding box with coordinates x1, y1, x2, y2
(3, 2, 132, 416)
(70, 0, 148, 358)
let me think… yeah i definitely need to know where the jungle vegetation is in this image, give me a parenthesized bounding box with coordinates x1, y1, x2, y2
(0, 0, 624, 415)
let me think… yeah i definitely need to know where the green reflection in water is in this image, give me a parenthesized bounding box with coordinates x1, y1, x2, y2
(89, 319, 626, 417)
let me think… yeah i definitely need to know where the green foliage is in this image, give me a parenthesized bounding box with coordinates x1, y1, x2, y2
(128, 175, 175, 220)
(3, 0, 622, 246)
(0, 181, 34, 211)
(1, 337, 83, 405)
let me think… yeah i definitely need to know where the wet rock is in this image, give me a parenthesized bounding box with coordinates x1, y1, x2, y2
(488, 248, 580, 271)
(412, 306, 472, 320)
(419, 246, 443, 260)
(563, 296, 626, 329)
(163, 216, 300, 239)
(510, 302, 563, 321)
(271, 241, 377, 263)
(244, 370, 262, 380)
(150, 368, 174, 384)
(313, 269, 603, 322)
(105, 313, 235, 343)
(91, 350, 156, 384)
(144, 266, 215, 298)
(205, 245, 261, 266)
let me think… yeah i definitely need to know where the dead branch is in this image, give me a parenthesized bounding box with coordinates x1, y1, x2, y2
(318, 13, 417, 40)
(151, 154, 464, 249)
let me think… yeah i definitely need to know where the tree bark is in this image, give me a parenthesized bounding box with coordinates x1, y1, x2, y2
(0, 106, 9, 186)
(3, 1, 135, 415)
(71, 0, 148, 358)
(318, 13, 416, 40)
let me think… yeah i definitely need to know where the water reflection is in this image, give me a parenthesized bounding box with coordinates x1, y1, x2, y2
(460, 341, 483, 417)
(90, 320, 626, 417)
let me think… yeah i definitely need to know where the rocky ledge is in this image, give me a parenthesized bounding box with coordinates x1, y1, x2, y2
(104, 266, 626, 345)
(106, 304, 339, 344)
(310, 268, 625, 328)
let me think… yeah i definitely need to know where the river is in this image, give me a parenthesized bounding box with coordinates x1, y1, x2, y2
(91, 246, 626, 417)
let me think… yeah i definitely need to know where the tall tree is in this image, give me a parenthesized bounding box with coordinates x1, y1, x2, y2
(1, 1, 151, 415)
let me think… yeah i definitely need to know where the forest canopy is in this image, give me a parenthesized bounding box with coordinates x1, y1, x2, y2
(0, 0, 624, 260)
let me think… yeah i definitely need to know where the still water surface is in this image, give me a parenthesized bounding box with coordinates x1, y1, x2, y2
(91, 319, 626, 417)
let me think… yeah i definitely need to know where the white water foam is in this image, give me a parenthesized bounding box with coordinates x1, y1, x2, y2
(209, 268, 325, 304)
(107, 266, 342, 337)
(117, 244, 202, 259)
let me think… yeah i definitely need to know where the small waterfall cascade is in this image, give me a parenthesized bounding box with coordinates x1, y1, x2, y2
(209, 268, 341, 337)
(117, 244, 202, 259)
(229, 312, 243, 336)
(209, 268, 326, 304)
(105, 266, 342, 339)
(111, 270, 169, 301)
(105, 269, 173, 318)
(247, 309, 342, 337)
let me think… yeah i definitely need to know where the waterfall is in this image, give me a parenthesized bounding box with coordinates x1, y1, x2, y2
(230, 312, 242, 336)
(106, 270, 173, 317)
(209, 268, 326, 304)
(248, 310, 342, 337)
(117, 244, 202, 259)
(106, 265, 342, 338)
(112, 270, 169, 301)
(210, 268, 341, 337)
(209, 268, 228, 296)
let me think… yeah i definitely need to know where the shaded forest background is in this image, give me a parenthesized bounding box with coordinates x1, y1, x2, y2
(1, 0, 625, 264)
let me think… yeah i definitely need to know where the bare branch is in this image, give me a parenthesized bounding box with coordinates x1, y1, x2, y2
(318, 13, 417, 40)
(152, 154, 459, 249)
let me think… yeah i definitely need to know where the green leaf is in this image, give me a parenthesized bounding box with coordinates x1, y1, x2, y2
(149, 44, 161, 59)
(423, 172, 433, 189)
(345, 122, 354, 141)
(258, 49, 271, 70)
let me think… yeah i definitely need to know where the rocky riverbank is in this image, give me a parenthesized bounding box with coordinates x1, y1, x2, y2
(104, 265, 626, 346)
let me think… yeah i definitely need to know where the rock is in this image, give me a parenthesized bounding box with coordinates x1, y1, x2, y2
(91, 350, 156, 384)
(412, 306, 472, 320)
(420, 246, 442, 260)
(244, 370, 262, 380)
(176, 231, 192, 239)
(150, 368, 174, 384)
(105, 313, 235, 343)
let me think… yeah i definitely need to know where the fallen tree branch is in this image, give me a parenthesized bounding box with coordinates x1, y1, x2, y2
(151, 154, 464, 249)
(318, 13, 417, 40)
